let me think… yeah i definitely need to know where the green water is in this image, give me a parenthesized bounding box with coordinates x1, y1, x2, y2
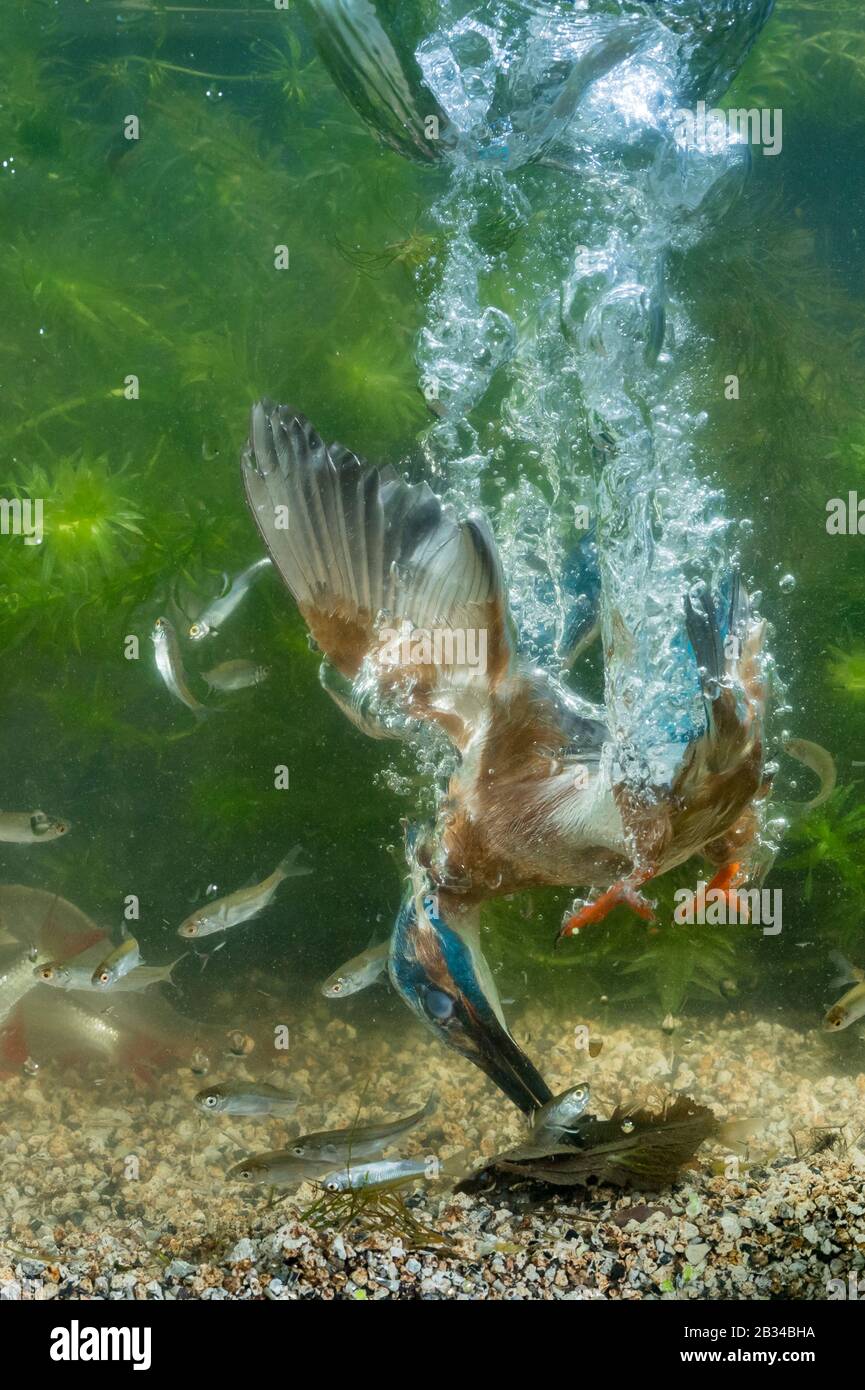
(1, 0, 864, 1046)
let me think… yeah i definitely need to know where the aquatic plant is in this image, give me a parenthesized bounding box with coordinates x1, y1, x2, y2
(782, 787, 865, 901)
(301, 1181, 451, 1251)
(729, 1, 865, 132)
(324, 327, 426, 444)
(617, 919, 744, 1019)
(493, 871, 749, 1019)
(334, 225, 442, 284)
(8, 454, 144, 583)
(827, 647, 865, 697)
(248, 31, 322, 106)
(7, 240, 173, 351)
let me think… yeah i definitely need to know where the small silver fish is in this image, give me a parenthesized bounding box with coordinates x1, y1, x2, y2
(177, 847, 310, 939)
(0, 810, 70, 844)
(91, 932, 141, 988)
(35, 945, 179, 993)
(320, 1152, 462, 1193)
(531, 1083, 591, 1141)
(195, 1081, 298, 1116)
(226, 1150, 337, 1187)
(0, 946, 50, 1025)
(152, 616, 209, 716)
(825, 979, 865, 1032)
(188, 557, 271, 641)
(287, 1096, 435, 1164)
(202, 660, 270, 693)
(321, 940, 389, 998)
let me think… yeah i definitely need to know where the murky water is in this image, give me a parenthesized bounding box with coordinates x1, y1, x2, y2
(1, 1, 865, 1302)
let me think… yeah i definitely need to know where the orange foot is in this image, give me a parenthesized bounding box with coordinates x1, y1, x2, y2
(559, 874, 656, 940)
(683, 860, 749, 922)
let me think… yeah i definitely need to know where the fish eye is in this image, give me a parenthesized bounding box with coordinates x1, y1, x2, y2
(330, 980, 343, 994)
(291, 1144, 305, 1157)
(237, 1168, 252, 1181)
(423, 987, 455, 1022)
(97, 971, 110, 985)
(325, 1180, 340, 1192)
(204, 1094, 219, 1108)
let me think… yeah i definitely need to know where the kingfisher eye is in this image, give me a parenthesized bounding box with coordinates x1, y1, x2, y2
(424, 987, 455, 1022)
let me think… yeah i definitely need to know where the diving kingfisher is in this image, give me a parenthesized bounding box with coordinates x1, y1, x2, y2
(241, 401, 769, 1115)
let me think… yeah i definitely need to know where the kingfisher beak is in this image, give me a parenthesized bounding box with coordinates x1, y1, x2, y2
(389, 887, 552, 1116)
(442, 988, 552, 1115)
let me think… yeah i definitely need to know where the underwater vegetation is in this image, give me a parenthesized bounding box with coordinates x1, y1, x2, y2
(301, 1181, 450, 1253)
(780, 787, 865, 955)
(728, 0, 865, 133)
(827, 647, 865, 697)
(9, 455, 143, 582)
(490, 872, 748, 1020)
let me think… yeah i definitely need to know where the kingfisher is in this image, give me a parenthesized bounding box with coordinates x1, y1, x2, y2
(241, 401, 769, 1114)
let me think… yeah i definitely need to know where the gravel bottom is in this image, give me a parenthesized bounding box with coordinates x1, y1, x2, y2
(1, 1003, 864, 1301)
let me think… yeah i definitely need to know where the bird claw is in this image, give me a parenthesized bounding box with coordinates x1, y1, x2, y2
(558, 878, 656, 939)
(681, 861, 749, 922)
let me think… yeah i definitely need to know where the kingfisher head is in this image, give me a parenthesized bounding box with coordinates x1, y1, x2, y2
(388, 883, 551, 1116)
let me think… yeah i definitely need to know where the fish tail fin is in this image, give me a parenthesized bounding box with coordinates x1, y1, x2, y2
(163, 952, 188, 983)
(193, 703, 224, 722)
(275, 846, 313, 882)
(828, 949, 862, 988)
(437, 1147, 474, 1184)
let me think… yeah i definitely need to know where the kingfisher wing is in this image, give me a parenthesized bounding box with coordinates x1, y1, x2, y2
(242, 401, 515, 749)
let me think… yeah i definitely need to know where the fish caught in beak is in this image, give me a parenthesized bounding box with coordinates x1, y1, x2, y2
(388, 885, 552, 1117)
